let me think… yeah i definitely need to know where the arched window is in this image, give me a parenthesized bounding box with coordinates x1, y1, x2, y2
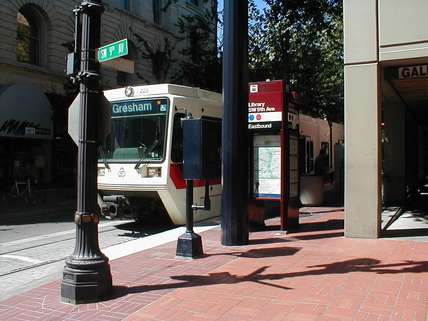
(16, 5, 48, 66)
(16, 11, 39, 64)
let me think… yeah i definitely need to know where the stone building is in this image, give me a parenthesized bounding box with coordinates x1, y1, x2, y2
(0, 0, 215, 188)
(344, 0, 428, 238)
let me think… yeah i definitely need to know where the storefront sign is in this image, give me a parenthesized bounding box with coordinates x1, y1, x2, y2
(398, 65, 428, 80)
(0, 84, 53, 139)
(25, 126, 36, 135)
(0, 120, 50, 137)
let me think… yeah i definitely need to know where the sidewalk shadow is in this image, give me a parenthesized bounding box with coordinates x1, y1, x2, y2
(249, 237, 290, 245)
(112, 265, 292, 299)
(294, 219, 344, 232)
(256, 219, 344, 240)
(111, 257, 428, 300)
(382, 228, 428, 238)
(196, 245, 301, 260)
(235, 246, 300, 258)
(114, 221, 174, 239)
(291, 231, 344, 240)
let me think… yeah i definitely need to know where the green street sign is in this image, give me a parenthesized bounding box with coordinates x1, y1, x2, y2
(98, 39, 128, 62)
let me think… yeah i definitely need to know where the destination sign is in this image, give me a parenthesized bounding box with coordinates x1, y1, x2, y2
(112, 99, 168, 117)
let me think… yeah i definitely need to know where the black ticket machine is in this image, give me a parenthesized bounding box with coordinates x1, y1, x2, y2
(177, 116, 221, 258)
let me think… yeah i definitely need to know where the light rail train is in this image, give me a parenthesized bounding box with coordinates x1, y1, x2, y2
(97, 84, 222, 225)
(97, 84, 344, 224)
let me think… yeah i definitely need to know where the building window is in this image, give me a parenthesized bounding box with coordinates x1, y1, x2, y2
(188, 0, 199, 6)
(111, 0, 130, 10)
(153, 0, 162, 24)
(121, 0, 130, 10)
(16, 11, 39, 65)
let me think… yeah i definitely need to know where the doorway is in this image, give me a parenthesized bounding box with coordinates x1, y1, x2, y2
(381, 61, 428, 240)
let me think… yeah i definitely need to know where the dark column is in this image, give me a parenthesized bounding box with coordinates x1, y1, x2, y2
(221, 0, 249, 245)
(61, 0, 112, 304)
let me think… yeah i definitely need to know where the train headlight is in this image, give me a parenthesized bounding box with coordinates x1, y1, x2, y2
(98, 167, 106, 176)
(146, 167, 161, 177)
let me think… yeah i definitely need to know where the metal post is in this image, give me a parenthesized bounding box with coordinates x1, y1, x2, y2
(61, 0, 112, 304)
(280, 125, 287, 231)
(186, 180, 194, 233)
(221, 0, 249, 245)
(176, 180, 203, 258)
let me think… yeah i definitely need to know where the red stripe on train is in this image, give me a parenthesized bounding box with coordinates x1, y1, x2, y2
(169, 164, 221, 189)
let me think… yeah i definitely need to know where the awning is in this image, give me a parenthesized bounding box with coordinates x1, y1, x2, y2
(0, 84, 53, 139)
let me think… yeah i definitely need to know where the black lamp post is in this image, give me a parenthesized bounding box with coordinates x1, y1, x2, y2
(221, 0, 249, 245)
(61, 0, 112, 304)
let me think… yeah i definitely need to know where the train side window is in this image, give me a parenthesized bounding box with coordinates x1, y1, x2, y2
(171, 113, 185, 163)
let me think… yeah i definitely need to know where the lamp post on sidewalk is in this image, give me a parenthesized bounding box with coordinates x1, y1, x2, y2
(221, 0, 249, 245)
(61, 0, 112, 304)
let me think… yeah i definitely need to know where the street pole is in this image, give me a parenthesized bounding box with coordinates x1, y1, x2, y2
(176, 179, 203, 258)
(61, 0, 112, 304)
(221, 0, 249, 245)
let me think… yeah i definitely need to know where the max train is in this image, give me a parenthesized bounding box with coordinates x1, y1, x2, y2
(97, 84, 222, 225)
(97, 84, 343, 224)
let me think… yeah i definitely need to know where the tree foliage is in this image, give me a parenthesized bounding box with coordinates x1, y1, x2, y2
(132, 30, 176, 83)
(172, 0, 222, 92)
(130, 1, 220, 89)
(249, 0, 343, 121)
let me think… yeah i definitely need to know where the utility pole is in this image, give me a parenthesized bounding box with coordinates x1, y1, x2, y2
(61, 0, 112, 304)
(221, 0, 249, 245)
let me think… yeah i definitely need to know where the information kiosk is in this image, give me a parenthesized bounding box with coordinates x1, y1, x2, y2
(248, 80, 300, 230)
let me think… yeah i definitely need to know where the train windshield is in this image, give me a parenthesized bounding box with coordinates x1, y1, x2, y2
(103, 98, 169, 162)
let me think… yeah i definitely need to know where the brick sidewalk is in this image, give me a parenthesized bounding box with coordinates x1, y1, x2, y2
(1, 210, 427, 321)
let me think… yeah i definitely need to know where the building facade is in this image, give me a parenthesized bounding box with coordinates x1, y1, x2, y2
(344, 0, 428, 238)
(0, 0, 215, 189)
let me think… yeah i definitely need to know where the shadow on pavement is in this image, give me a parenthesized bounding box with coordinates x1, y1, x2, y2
(249, 237, 290, 245)
(382, 228, 428, 238)
(110, 256, 428, 300)
(113, 220, 175, 238)
(290, 231, 344, 240)
(294, 218, 344, 232)
(254, 218, 344, 240)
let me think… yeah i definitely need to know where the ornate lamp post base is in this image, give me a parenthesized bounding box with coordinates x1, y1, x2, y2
(61, 215, 112, 304)
(61, 257, 112, 304)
